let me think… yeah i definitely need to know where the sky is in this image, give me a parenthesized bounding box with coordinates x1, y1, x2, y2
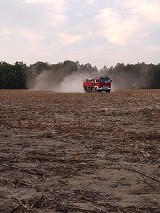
(0, 0, 160, 69)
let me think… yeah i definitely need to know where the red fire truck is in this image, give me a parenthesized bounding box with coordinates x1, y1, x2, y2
(83, 76, 112, 93)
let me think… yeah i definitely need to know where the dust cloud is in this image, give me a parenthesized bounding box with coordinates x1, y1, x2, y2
(110, 67, 151, 91)
(56, 73, 88, 93)
(32, 71, 55, 90)
(30, 67, 150, 92)
(30, 70, 92, 93)
(29, 69, 150, 93)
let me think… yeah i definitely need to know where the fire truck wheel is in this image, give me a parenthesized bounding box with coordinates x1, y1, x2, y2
(94, 87, 98, 92)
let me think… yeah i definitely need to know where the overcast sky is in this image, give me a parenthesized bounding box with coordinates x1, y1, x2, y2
(0, 0, 160, 68)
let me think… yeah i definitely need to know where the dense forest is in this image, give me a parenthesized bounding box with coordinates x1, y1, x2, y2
(0, 60, 160, 89)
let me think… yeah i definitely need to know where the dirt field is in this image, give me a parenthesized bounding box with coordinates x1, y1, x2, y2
(0, 90, 160, 213)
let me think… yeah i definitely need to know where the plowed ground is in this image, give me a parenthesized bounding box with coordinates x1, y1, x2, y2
(0, 90, 160, 213)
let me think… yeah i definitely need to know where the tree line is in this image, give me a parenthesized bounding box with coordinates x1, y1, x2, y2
(0, 60, 160, 89)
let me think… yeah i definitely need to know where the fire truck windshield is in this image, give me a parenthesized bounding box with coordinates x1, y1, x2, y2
(99, 77, 110, 83)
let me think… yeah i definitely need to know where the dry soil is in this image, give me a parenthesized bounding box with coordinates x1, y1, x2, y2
(0, 90, 160, 213)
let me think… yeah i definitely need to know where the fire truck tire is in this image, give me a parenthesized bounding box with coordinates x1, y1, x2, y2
(94, 87, 98, 92)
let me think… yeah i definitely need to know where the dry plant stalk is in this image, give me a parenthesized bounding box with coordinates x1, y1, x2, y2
(77, 117, 83, 129)
(134, 142, 150, 158)
(11, 191, 31, 211)
(53, 117, 61, 129)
